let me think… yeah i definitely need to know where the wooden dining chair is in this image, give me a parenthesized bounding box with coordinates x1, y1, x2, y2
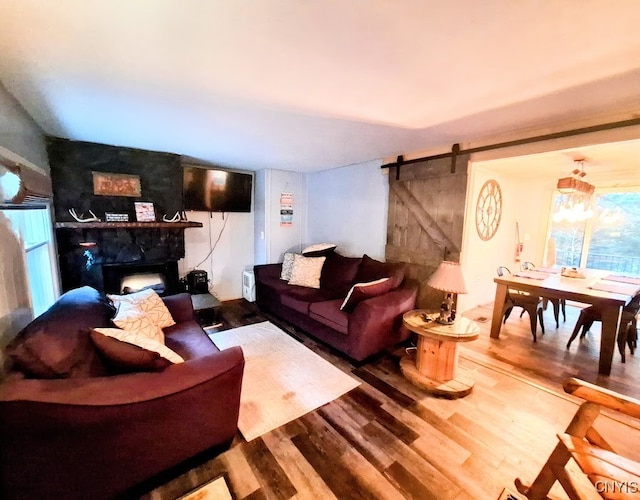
(497, 266, 545, 341)
(566, 292, 640, 363)
(516, 377, 640, 500)
(521, 261, 566, 328)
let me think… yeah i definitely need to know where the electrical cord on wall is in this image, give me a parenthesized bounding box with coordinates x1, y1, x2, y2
(192, 212, 229, 272)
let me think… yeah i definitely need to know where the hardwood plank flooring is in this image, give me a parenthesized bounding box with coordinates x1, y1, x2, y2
(141, 299, 640, 500)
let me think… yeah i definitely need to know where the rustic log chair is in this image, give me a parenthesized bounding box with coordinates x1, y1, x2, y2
(521, 261, 566, 328)
(515, 377, 640, 499)
(497, 266, 545, 342)
(566, 292, 640, 363)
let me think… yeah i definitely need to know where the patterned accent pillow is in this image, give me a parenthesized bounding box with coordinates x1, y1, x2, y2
(111, 301, 165, 344)
(108, 288, 175, 329)
(302, 243, 337, 257)
(340, 278, 393, 313)
(91, 328, 184, 365)
(288, 254, 326, 289)
(280, 252, 297, 281)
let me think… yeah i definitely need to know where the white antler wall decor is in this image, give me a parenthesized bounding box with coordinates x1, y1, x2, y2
(69, 208, 101, 222)
(162, 212, 181, 223)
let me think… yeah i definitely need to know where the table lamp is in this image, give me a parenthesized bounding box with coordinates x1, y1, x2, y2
(427, 261, 468, 324)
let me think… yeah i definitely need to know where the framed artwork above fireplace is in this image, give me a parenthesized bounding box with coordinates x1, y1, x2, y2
(92, 171, 142, 197)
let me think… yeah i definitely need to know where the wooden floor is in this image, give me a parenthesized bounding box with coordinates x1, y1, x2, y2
(141, 300, 640, 500)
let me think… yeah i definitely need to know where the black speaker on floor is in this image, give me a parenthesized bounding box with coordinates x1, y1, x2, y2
(187, 270, 208, 294)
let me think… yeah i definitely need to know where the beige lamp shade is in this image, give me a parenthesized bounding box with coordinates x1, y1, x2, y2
(427, 261, 468, 294)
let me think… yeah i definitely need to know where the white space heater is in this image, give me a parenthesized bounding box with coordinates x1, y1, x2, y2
(242, 270, 256, 302)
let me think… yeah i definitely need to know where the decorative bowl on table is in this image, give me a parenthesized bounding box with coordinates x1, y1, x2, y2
(561, 267, 586, 279)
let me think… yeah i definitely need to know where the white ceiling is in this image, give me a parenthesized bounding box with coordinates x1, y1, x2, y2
(0, 1, 639, 173)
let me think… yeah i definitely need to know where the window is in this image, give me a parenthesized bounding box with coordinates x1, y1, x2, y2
(547, 190, 640, 274)
(1, 205, 59, 317)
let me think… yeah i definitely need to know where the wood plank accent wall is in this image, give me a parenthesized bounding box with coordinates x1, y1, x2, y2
(386, 155, 469, 310)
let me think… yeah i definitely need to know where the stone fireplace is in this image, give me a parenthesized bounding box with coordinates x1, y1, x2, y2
(55, 226, 190, 294)
(47, 137, 197, 294)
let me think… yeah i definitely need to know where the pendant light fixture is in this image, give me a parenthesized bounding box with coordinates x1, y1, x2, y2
(553, 159, 596, 223)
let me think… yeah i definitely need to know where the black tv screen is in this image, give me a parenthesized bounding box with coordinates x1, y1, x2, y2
(183, 166, 252, 212)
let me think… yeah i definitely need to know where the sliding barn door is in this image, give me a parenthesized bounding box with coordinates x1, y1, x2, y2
(386, 155, 469, 309)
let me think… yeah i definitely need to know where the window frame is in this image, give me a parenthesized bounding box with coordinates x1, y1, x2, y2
(0, 203, 60, 317)
(544, 185, 640, 271)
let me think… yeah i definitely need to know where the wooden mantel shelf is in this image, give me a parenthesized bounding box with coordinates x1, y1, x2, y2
(55, 221, 203, 229)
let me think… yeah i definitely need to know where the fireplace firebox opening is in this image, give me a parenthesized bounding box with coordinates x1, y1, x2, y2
(102, 260, 180, 296)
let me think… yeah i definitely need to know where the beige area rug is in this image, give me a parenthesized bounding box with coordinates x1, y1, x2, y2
(179, 475, 232, 500)
(209, 321, 360, 441)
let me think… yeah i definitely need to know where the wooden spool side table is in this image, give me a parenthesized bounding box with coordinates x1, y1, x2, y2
(401, 309, 479, 398)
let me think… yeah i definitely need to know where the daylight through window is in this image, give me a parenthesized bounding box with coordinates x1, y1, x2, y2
(547, 190, 640, 274)
(1, 206, 59, 317)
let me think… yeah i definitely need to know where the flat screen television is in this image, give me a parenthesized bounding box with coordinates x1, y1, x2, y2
(183, 166, 252, 212)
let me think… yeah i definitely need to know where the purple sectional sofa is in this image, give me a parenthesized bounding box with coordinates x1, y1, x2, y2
(254, 253, 418, 361)
(0, 286, 244, 500)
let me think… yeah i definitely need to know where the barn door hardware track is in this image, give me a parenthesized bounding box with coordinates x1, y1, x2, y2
(382, 117, 640, 173)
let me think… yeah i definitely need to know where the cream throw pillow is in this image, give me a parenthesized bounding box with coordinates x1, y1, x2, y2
(112, 301, 165, 344)
(92, 327, 184, 364)
(108, 288, 175, 329)
(288, 254, 326, 289)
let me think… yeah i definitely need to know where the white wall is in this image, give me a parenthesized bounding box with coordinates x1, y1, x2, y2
(253, 169, 268, 264)
(306, 159, 388, 259)
(458, 161, 555, 312)
(182, 167, 307, 301)
(254, 168, 306, 264)
(179, 211, 254, 301)
(0, 82, 50, 173)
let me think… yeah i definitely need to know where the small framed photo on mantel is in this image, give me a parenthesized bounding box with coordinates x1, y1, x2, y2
(105, 212, 129, 222)
(134, 202, 156, 222)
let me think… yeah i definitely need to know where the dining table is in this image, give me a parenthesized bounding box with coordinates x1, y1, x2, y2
(491, 268, 640, 376)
